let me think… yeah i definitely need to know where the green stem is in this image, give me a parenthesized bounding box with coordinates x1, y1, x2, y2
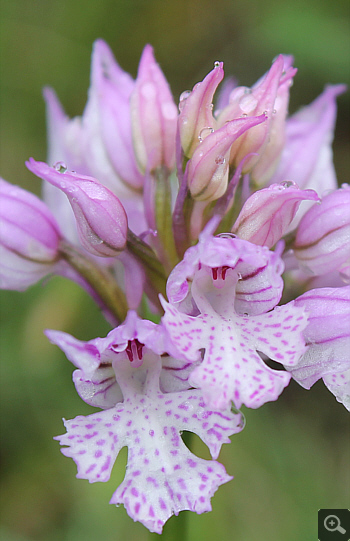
(59, 240, 128, 324)
(126, 229, 167, 299)
(154, 166, 179, 272)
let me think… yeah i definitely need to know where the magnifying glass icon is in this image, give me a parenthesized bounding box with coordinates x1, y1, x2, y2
(324, 515, 346, 534)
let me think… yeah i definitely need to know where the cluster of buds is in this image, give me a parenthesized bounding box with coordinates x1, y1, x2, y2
(0, 40, 349, 534)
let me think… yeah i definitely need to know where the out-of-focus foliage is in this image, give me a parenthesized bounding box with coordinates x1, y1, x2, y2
(0, 1, 349, 540)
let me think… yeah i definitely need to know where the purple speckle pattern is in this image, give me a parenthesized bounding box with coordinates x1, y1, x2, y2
(287, 286, 350, 409)
(162, 276, 308, 410)
(55, 352, 242, 533)
(323, 369, 350, 411)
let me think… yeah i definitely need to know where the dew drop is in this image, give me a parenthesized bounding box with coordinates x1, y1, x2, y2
(54, 161, 67, 173)
(272, 108, 277, 114)
(67, 185, 78, 193)
(198, 126, 214, 142)
(214, 61, 221, 68)
(263, 110, 268, 116)
(279, 180, 295, 188)
(241, 113, 248, 117)
(178, 90, 191, 112)
(217, 232, 236, 239)
(215, 155, 226, 165)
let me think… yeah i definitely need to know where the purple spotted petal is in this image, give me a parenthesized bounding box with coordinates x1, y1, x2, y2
(56, 354, 242, 533)
(162, 272, 307, 410)
(287, 287, 350, 395)
(323, 369, 350, 411)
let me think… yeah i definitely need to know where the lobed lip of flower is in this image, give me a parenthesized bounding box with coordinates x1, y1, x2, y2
(166, 226, 285, 316)
(51, 311, 245, 532)
(293, 184, 350, 276)
(232, 181, 319, 248)
(26, 158, 128, 257)
(178, 61, 224, 158)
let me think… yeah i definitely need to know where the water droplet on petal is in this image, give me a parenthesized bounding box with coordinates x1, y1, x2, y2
(263, 110, 268, 116)
(179, 90, 191, 112)
(54, 161, 67, 173)
(279, 180, 295, 188)
(241, 113, 248, 117)
(198, 126, 214, 142)
(217, 232, 237, 239)
(215, 155, 226, 165)
(272, 108, 277, 114)
(214, 61, 221, 68)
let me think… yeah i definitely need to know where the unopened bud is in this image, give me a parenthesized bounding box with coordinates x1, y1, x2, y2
(130, 45, 177, 173)
(293, 185, 350, 276)
(0, 178, 61, 290)
(187, 115, 266, 202)
(179, 61, 224, 159)
(233, 181, 319, 247)
(217, 55, 289, 173)
(26, 159, 128, 257)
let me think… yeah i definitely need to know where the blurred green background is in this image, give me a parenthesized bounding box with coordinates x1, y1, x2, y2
(0, 0, 349, 540)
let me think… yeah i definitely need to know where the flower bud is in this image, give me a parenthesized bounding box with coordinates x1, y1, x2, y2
(26, 159, 128, 257)
(89, 40, 144, 189)
(232, 181, 319, 247)
(269, 84, 346, 193)
(217, 55, 289, 173)
(187, 115, 266, 202)
(178, 61, 224, 159)
(251, 56, 296, 184)
(0, 178, 61, 290)
(130, 45, 178, 173)
(293, 185, 350, 276)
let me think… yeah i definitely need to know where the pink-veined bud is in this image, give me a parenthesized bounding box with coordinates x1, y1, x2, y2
(251, 55, 297, 184)
(26, 159, 128, 258)
(293, 185, 350, 277)
(269, 84, 346, 194)
(130, 45, 178, 173)
(0, 178, 62, 290)
(232, 181, 319, 247)
(217, 55, 289, 173)
(178, 61, 224, 159)
(187, 115, 266, 202)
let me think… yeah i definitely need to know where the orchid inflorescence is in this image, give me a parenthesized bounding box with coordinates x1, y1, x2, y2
(0, 40, 349, 534)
